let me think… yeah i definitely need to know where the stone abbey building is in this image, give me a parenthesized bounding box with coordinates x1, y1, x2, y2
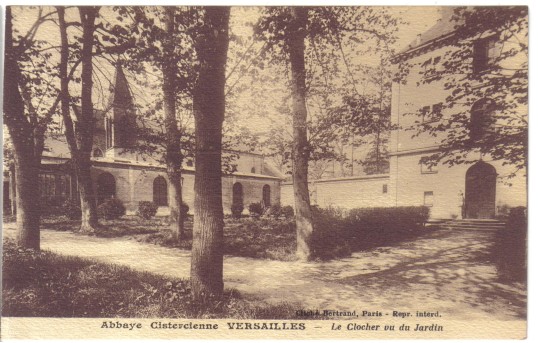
(4, 8, 527, 220)
(4, 65, 284, 216)
(282, 8, 527, 219)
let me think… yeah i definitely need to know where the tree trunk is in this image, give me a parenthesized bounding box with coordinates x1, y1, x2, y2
(13, 152, 41, 249)
(76, 158, 99, 231)
(190, 6, 230, 300)
(3, 7, 41, 249)
(162, 7, 185, 241)
(288, 7, 314, 261)
(76, 7, 100, 232)
(10, 165, 17, 215)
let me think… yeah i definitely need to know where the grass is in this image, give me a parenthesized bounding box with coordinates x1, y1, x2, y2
(40, 215, 298, 261)
(42, 215, 167, 237)
(37, 211, 434, 262)
(139, 217, 297, 261)
(2, 238, 300, 319)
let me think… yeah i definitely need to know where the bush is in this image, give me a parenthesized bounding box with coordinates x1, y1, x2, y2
(248, 202, 264, 217)
(231, 203, 244, 219)
(268, 204, 282, 218)
(308, 206, 430, 260)
(281, 205, 294, 219)
(97, 198, 126, 220)
(345, 206, 429, 249)
(137, 201, 158, 220)
(492, 206, 527, 282)
(62, 200, 82, 220)
(40, 197, 67, 217)
(310, 206, 351, 260)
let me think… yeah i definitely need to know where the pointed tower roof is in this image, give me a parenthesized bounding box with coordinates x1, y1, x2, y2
(108, 62, 133, 110)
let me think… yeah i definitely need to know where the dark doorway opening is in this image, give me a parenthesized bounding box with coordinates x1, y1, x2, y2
(153, 176, 168, 206)
(262, 184, 271, 208)
(97, 172, 116, 205)
(232, 182, 243, 208)
(465, 161, 496, 219)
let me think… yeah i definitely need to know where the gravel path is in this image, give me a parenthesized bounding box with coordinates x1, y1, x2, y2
(2, 223, 526, 322)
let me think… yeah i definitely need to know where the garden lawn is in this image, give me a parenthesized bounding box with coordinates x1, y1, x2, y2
(42, 215, 168, 237)
(41, 207, 434, 262)
(42, 215, 298, 261)
(2, 239, 297, 319)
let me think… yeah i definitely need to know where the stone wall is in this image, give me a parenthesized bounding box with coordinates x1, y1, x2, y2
(281, 174, 391, 210)
(89, 161, 281, 216)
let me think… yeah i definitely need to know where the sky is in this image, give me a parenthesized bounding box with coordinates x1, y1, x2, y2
(8, 5, 443, 141)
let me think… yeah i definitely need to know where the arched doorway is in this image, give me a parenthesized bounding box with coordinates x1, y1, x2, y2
(262, 184, 271, 208)
(97, 172, 116, 204)
(465, 161, 496, 219)
(153, 176, 168, 206)
(232, 182, 243, 208)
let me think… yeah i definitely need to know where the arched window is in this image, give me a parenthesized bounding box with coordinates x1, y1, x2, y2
(262, 184, 271, 208)
(93, 148, 103, 158)
(153, 176, 168, 206)
(251, 167, 256, 173)
(232, 182, 243, 208)
(470, 99, 496, 142)
(97, 172, 116, 204)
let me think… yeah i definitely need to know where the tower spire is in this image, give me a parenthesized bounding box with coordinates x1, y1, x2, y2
(109, 61, 133, 108)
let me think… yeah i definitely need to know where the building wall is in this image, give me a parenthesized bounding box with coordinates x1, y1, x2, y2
(281, 175, 391, 210)
(222, 175, 281, 214)
(225, 152, 265, 175)
(391, 147, 527, 219)
(389, 32, 527, 219)
(89, 163, 281, 216)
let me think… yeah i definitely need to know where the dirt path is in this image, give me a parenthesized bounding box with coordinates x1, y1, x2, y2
(2, 223, 526, 322)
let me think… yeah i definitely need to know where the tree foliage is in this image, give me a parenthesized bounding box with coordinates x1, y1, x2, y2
(255, 7, 400, 179)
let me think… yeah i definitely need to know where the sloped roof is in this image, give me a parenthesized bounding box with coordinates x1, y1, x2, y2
(262, 160, 286, 179)
(397, 7, 461, 59)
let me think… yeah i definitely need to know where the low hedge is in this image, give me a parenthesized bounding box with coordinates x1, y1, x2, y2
(310, 206, 430, 260)
(346, 206, 430, 249)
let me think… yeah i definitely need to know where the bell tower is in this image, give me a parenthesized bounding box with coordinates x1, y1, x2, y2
(105, 62, 137, 158)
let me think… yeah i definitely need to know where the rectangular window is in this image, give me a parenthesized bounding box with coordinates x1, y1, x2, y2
(432, 103, 442, 118)
(39, 173, 69, 200)
(473, 37, 497, 74)
(422, 58, 432, 73)
(382, 184, 388, 194)
(421, 103, 442, 123)
(421, 161, 438, 174)
(424, 191, 434, 207)
(420, 105, 431, 122)
(422, 56, 441, 76)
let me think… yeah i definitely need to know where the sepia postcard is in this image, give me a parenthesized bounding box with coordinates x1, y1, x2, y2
(1, 4, 529, 340)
